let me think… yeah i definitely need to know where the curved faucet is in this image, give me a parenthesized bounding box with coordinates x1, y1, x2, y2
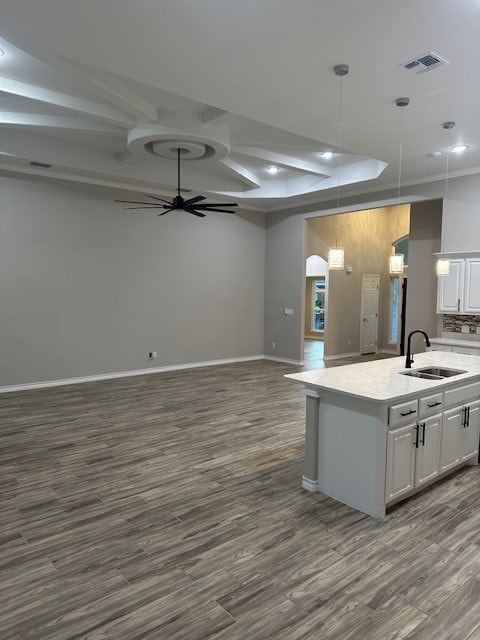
(405, 330, 431, 368)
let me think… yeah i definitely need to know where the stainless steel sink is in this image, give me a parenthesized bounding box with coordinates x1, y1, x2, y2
(400, 366, 467, 380)
(416, 367, 467, 377)
(401, 371, 444, 380)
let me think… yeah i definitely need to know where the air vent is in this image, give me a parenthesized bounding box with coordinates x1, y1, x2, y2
(30, 161, 52, 168)
(402, 52, 448, 75)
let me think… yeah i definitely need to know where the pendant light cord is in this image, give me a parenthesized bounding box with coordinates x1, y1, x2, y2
(335, 73, 344, 248)
(397, 106, 404, 203)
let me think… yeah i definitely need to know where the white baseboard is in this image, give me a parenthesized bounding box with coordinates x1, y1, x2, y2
(0, 355, 264, 394)
(263, 355, 304, 366)
(323, 351, 361, 361)
(302, 477, 319, 492)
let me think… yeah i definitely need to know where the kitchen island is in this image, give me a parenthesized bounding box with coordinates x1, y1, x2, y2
(286, 352, 480, 517)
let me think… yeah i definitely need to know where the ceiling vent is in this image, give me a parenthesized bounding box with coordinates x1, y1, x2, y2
(402, 52, 448, 75)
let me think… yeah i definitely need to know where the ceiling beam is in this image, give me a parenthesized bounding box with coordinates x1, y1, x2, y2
(0, 111, 124, 134)
(201, 107, 232, 124)
(56, 56, 159, 123)
(219, 158, 261, 189)
(0, 76, 135, 128)
(233, 146, 331, 178)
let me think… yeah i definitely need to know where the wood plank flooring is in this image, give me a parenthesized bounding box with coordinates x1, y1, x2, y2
(2, 357, 480, 639)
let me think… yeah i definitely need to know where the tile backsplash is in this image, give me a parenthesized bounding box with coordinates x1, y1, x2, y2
(443, 314, 480, 334)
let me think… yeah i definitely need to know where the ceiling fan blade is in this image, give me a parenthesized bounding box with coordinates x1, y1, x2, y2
(183, 195, 206, 206)
(122, 206, 163, 210)
(115, 199, 165, 206)
(195, 202, 238, 208)
(193, 207, 236, 214)
(185, 207, 206, 217)
(143, 194, 175, 205)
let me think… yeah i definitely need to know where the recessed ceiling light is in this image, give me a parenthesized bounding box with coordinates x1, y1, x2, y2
(450, 144, 469, 153)
(266, 165, 279, 174)
(320, 151, 334, 159)
(426, 151, 442, 158)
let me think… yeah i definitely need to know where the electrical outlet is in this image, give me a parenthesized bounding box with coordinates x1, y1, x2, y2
(461, 325, 470, 334)
(476, 327, 480, 335)
(272, 342, 276, 349)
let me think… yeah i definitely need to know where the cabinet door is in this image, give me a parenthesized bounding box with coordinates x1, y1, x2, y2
(462, 400, 480, 460)
(437, 259, 464, 313)
(415, 413, 442, 487)
(386, 423, 416, 502)
(464, 259, 480, 313)
(441, 406, 462, 472)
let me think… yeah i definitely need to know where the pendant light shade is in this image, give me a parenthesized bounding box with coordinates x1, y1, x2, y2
(435, 258, 450, 276)
(328, 247, 345, 270)
(435, 121, 454, 277)
(328, 64, 348, 271)
(389, 253, 404, 275)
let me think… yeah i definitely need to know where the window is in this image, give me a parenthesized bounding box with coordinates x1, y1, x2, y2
(312, 278, 325, 331)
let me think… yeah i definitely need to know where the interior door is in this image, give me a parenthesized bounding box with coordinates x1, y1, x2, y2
(360, 274, 379, 354)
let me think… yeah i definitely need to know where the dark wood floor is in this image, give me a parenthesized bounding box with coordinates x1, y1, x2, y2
(2, 358, 480, 639)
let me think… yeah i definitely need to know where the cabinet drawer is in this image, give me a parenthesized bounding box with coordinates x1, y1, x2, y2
(419, 393, 443, 416)
(444, 382, 480, 408)
(389, 399, 419, 425)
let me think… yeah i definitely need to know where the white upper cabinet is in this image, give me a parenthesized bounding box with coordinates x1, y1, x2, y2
(437, 255, 480, 314)
(437, 259, 464, 313)
(464, 258, 480, 313)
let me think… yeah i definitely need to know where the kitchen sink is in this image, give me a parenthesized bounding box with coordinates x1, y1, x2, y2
(401, 371, 444, 380)
(400, 366, 467, 380)
(417, 367, 467, 377)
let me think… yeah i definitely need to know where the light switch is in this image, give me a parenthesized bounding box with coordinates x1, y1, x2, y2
(461, 325, 470, 334)
(285, 308, 294, 315)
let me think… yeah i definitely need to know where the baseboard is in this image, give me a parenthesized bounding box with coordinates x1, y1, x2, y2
(378, 349, 398, 355)
(0, 355, 264, 394)
(302, 477, 319, 492)
(263, 355, 304, 366)
(323, 351, 361, 361)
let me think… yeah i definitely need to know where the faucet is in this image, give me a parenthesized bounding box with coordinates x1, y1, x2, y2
(405, 330, 431, 368)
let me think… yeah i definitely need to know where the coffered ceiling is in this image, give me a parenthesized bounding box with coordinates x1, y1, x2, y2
(0, 0, 479, 212)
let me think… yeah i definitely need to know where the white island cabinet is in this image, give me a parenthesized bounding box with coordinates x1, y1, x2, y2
(286, 352, 480, 518)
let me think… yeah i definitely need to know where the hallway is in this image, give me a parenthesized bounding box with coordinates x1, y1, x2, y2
(303, 339, 396, 370)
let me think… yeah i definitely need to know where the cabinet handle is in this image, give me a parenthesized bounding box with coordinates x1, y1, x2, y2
(414, 424, 420, 448)
(420, 423, 426, 446)
(462, 407, 468, 428)
(427, 401, 441, 408)
(401, 409, 416, 417)
(466, 406, 470, 427)
(458, 299, 461, 312)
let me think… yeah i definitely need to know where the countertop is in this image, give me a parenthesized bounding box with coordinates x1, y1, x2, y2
(430, 337, 480, 348)
(285, 351, 480, 403)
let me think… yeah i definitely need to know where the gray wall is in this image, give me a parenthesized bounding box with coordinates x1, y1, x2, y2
(264, 173, 480, 362)
(0, 174, 266, 386)
(405, 200, 442, 351)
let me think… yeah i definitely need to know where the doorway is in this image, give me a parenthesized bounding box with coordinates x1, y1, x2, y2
(360, 274, 379, 354)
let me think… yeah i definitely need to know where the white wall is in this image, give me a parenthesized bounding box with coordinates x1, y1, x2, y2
(0, 174, 266, 386)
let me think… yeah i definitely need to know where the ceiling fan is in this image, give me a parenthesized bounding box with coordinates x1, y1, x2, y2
(115, 148, 238, 218)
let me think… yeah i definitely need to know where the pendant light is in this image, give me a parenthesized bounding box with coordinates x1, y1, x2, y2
(435, 122, 454, 276)
(328, 64, 349, 271)
(389, 97, 409, 275)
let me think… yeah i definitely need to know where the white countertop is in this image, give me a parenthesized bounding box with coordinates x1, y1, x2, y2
(430, 337, 480, 348)
(285, 351, 480, 403)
